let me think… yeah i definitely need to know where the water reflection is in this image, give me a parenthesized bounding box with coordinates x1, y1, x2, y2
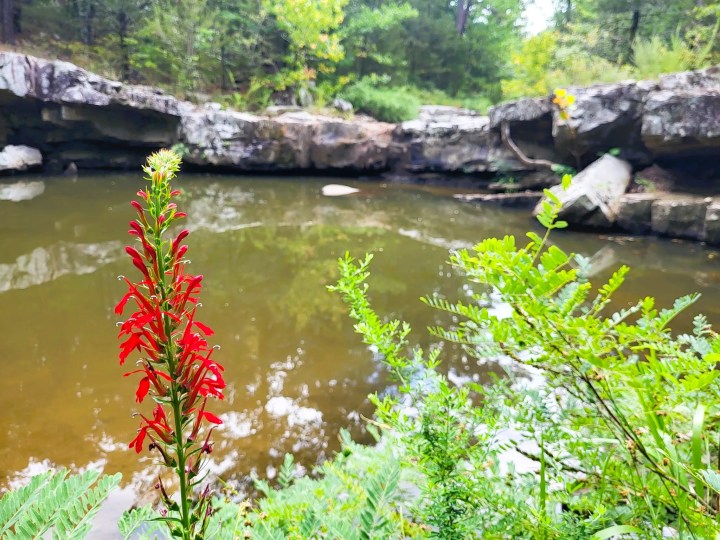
(0, 180, 45, 202)
(0, 240, 123, 293)
(1, 173, 719, 527)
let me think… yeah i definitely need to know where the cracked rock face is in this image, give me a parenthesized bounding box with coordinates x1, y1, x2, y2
(553, 81, 654, 166)
(392, 105, 532, 174)
(179, 107, 394, 171)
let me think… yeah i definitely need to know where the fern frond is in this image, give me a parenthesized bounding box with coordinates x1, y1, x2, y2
(52, 473, 121, 540)
(0, 470, 57, 536)
(278, 454, 295, 489)
(0, 469, 120, 540)
(118, 506, 166, 540)
(359, 463, 400, 540)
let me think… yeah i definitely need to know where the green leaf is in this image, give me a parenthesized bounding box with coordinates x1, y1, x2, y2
(592, 524, 644, 539)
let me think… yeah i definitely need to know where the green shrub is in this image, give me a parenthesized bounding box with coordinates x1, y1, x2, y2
(548, 51, 634, 88)
(340, 79, 420, 122)
(632, 35, 696, 80)
(329, 185, 720, 538)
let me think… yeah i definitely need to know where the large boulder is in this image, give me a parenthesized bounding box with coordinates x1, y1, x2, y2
(179, 107, 393, 171)
(641, 66, 720, 158)
(552, 80, 655, 167)
(0, 52, 186, 115)
(392, 105, 530, 173)
(488, 97, 558, 165)
(0, 52, 184, 168)
(0, 144, 42, 171)
(534, 154, 632, 228)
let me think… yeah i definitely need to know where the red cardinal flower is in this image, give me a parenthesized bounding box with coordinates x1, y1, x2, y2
(115, 150, 225, 538)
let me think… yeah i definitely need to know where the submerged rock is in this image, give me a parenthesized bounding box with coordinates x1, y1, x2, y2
(321, 184, 360, 197)
(534, 154, 632, 228)
(454, 191, 543, 208)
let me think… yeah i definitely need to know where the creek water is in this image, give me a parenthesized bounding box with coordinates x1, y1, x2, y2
(1, 172, 720, 531)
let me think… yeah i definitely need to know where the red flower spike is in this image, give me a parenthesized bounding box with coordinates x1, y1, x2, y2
(116, 150, 224, 538)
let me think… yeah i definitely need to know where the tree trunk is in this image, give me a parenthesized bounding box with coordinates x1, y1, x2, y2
(2, 0, 14, 44)
(566, 0, 572, 24)
(118, 10, 129, 81)
(81, 0, 95, 45)
(455, 0, 471, 36)
(629, 8, 641, 51)
(220, 44, 227, 91)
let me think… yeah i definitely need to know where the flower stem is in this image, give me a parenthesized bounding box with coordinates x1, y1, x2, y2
(171, 382, 192, 540)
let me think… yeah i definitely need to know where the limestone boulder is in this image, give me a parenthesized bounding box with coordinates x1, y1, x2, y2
(393, 106, 529, 173)
(553, 80, 655, 166)
(488, 97, 557, 166)
(641, 67, 720, 158)
(0, 51, 186, 115)
(178, 108, 393, 170)
(488, 97, 551, 128)
(534, 154, 632, 228)
(0, 145, 42, 172)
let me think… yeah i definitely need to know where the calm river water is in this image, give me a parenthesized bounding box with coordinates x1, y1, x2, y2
(2, 172, 720, 531)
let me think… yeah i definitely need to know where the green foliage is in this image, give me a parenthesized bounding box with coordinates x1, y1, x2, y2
(130, 0, 216, 93)
(207, 431, 414, 539)
(118, 505, 168, 539)
(340, 1, 418, 80)
(0, 469, 121, 540)
(263, 0, 348, 90)
(328, 180, 720, 538)
(501, 31, 559, 100)
(340, 78, 420, 122)
(632, 35, 696, 80)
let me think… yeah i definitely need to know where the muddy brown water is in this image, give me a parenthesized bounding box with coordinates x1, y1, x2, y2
(1, 172, 719, 534)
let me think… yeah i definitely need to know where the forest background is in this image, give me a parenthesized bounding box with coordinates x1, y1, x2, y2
(0, 0, 717, 121)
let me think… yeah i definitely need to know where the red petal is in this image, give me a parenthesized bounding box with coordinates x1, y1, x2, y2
(114, 292, 132, 315)
(136, 377, 150, 403)
(202, 411, 223, 425)
(193, 321, 214, 336)
(129, 426, 147, 453)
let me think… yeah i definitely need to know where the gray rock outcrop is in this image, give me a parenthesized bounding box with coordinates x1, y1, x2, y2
(180, 107, 393, 171)
(641, 67, 720, 157)
(392, 105, 529, 174)
(552, 81, 654, 166)
(651, 196, 711, 239)
(0, 51, 717, 186)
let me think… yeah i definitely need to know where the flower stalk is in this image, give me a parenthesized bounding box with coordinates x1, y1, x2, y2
(115, 150, 225, 540)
